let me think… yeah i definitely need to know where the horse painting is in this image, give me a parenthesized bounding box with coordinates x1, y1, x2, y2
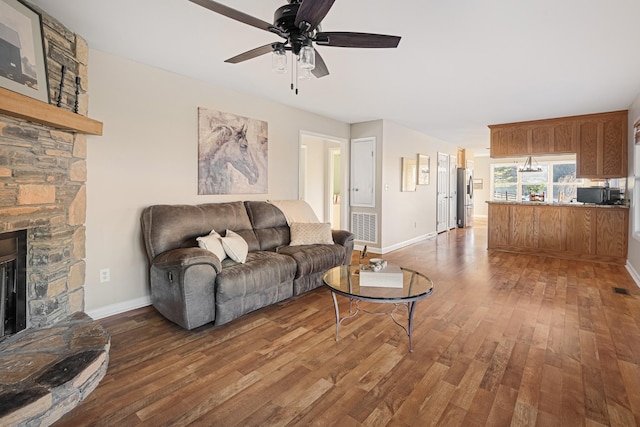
(198, 108, 268, 195)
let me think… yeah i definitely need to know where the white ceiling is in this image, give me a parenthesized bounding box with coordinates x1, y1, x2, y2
(31, 0, 640, 154)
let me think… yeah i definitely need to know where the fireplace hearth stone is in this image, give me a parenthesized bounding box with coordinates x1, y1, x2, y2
(0, 312, 110, 426)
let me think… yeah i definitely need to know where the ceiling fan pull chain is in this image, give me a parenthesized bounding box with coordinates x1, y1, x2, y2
(290, 56, 294, 92)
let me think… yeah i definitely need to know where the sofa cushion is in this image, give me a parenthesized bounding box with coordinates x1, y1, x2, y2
(196, 230, 227, 261)
(245, 201, 290, 251)
(289, 222, 334, 246)
(216, 251, 296, 302)
(221, 230, 248, 263)
(277, 244, 346, 279)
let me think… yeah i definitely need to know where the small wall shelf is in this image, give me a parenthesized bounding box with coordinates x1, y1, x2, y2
(0, 87, 103, 136)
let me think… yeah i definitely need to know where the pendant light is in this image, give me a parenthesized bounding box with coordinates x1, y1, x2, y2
(519, 156, 542, 173)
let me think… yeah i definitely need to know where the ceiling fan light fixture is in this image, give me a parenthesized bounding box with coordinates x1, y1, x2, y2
(298, 44, 315, 70)
(272, 44, 287, 73)
(298, 67, 311, 80)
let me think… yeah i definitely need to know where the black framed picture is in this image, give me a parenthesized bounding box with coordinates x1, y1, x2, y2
(0, 0, 49, 102)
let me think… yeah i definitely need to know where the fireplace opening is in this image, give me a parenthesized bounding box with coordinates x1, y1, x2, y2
(1, 230, 27, 339)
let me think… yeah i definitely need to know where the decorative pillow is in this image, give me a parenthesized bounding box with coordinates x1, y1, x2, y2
(289, 222, 334, 246)
(221, 229, 249, 263)
(196, 230, 227, 261)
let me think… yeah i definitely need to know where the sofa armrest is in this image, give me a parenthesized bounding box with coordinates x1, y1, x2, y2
(152, 247, 222, 273)
(332, 230, 354, 247)
(332, 229, 355, 265)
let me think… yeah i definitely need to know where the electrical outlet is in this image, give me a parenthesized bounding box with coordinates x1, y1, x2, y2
(99, 268, 110, 283)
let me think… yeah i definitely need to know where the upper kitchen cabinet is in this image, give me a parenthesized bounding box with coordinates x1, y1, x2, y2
(490, 110, 628, 178)
(575, 110, 627, 179)
(489, 117, 577, 158)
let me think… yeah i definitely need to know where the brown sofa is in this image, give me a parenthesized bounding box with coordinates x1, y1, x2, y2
(141, 201, 354, 329)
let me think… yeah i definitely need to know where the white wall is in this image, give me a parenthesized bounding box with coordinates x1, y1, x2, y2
(350, 120, 457, 253)
(626, 94, 640, 281)
(473, 156, 492, 217)
(380, 121, 457, 251)
(85, 50, 350, 316)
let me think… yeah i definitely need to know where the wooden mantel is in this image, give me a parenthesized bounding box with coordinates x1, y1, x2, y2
(0, 87, 103, 136)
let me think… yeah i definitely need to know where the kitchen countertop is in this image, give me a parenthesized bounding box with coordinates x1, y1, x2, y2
(486, 200, 629, 209)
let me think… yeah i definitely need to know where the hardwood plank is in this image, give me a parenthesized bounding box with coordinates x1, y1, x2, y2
(52, 222, 640, 426)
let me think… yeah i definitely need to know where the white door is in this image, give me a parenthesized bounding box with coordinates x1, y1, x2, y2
(448, 154, 457, 229)
(436, 153, 449, 233)
(350, 137, 376, 207)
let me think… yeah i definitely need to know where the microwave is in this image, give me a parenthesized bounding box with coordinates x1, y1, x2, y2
(576, 187, 622, 204)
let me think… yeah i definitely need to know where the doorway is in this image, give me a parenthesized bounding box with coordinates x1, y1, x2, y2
(448, 154, 457, 229)
(299, 132, 348, 229)
(436, 152, 449, 233)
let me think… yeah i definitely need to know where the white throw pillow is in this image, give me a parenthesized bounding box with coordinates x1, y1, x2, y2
(221, 230, 249, 263)
(196, 230, 227, 261)
(289, 222, 334, 246)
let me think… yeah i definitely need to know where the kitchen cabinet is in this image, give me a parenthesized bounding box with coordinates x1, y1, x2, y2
(595, 209, 628, 258)
(489, 117, 577, 158)
(487, 202, 628, 264)
(576, 110, 627, 179)
(489, 110, 627, 173)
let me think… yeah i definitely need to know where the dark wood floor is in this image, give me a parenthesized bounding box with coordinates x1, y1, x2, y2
(55, 222, 640, 426)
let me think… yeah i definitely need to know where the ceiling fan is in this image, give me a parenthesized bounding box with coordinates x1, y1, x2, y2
(188, 0, 401, 91)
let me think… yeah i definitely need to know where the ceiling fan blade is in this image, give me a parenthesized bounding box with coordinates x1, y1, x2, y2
(312, 49, 329, 78)
(225, 43, 274, 64)
(315, 32, 401, 48)
(294, 0, 336, 32)
(189, 0, 273, 33)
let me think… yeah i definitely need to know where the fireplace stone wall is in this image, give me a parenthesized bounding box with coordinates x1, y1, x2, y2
(0, 3, 90, 330)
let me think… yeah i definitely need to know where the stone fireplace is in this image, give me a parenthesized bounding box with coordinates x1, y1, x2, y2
(0, 116, 87, 332)
(0, 230, 27, 338)
(0, 130, 87, 332)
(0, 3, 89, 335)
(0, 3, 109, 425)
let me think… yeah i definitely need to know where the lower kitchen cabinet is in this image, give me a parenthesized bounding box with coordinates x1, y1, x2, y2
(487, 202, 628, 264)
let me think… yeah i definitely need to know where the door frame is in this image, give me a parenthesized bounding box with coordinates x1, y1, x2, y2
(327, 147, 341, 227)
(448, 154, 457, 230)
(299, 131, 349, 228)
(436, 152, 449, 233)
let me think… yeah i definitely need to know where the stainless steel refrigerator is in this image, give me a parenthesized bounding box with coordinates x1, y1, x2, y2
(457, 167, 473, 228)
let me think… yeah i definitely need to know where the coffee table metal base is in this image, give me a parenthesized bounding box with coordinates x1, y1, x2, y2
(330, 291, 419, 352)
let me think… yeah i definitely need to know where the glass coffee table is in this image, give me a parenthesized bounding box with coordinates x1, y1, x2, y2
(322, 264, 434, 352)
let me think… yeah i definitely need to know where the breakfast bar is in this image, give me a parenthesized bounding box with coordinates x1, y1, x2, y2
(487, 201, 629, 264)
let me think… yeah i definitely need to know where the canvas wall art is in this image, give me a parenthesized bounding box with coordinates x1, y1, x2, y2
(0, 0, 49, 102)
(198, 107, 268, 195)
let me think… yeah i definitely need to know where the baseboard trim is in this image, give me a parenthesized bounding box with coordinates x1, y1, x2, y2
(625, 261, 640, 289)
(354, 233, 436, 256)
(382, 233, 435, 254)
(86, 296, 152, 320)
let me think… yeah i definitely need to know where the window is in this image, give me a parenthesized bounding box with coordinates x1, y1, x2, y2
(491, 160, 583, 203)
(521, 165, 549, 200)
(553, 163, 579, 202)
(492, 165, 517, 200)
